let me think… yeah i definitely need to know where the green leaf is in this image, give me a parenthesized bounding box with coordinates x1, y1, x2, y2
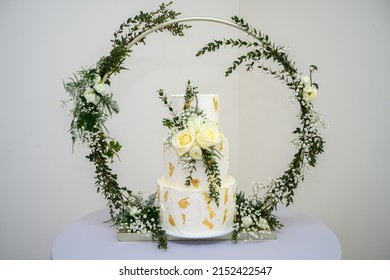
(109, 140, 122, 153)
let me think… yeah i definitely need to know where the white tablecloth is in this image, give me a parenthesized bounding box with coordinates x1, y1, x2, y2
(51, 207, 341, 260)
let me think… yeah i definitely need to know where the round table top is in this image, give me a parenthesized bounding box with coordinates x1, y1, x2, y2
(52, 207, 341, 260)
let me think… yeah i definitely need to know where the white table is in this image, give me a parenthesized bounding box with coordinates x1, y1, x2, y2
(51, 207, 341, 260)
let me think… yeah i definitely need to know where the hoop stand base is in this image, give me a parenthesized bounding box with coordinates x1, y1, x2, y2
(117, 231, 277, 242)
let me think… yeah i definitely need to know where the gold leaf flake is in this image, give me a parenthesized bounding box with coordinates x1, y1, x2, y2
(208, 206, 215, 219)
(164, 191, 168, 202)
(202, 192, 210, 204)
(169, 162, 175, 177)
(191, 178, 200, 188)
(224, 188, 229, 205)
(169, 214, 176, 227)
(156, 186, 160, 202)
(178, 197, 190, 209)
(181, 214, 186, 224)
(222, 209, 228, 225)
(202, 218, 214, 230)
(185, 99, 192, 109)
(213, 96, 219, 112)
(219, 142, 223, 152)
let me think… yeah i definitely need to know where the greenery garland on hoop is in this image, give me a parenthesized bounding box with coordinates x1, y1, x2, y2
(63, 2, 325, 249)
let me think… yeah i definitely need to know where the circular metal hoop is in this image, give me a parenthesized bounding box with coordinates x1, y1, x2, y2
(128, 16, 253, 49)
(63, 9, 324, 249)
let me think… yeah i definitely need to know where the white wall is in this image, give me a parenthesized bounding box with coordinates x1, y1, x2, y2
(0, 0, 389, 259)
(238, 0, 390, 259)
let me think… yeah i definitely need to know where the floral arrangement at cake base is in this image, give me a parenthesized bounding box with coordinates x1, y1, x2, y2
(63, 2, 325, 249)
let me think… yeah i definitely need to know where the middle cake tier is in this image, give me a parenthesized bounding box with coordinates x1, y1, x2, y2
(162, 138, 230, 188)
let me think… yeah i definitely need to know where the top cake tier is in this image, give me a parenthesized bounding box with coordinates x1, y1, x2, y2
(170, 94, 220, 123)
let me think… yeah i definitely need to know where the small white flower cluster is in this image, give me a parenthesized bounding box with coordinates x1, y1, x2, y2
(235, 198, 270, 236)
(177, 108, 200, 128)
(252, 175, 301, 208)
(117, 205, 158, 237)
(163, 135, 172, 146)
(80, 129, 102, 145)
(291, 110, 326, 160)
(179, 153, 196, 172)
(125, 218, 152, 237)
(117, 220, 151, 237)
(292, 130, 316, 152)
(305, 110, 328, 131)
(266, 180, 289, 204)
(277, 45, 290, 55)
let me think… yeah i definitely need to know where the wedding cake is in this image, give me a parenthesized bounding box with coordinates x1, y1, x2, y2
(157, 93, 236, 238)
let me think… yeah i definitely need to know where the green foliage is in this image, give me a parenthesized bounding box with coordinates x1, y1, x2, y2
(183, 80, 198, 109)
(201, 147, 222, 206)
(63, 2, 190, 250)
(98, 1, 190, 78)
(158, 89, 177, 129)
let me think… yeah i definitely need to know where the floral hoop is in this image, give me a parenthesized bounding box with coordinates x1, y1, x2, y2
(63, 2, 325, 249)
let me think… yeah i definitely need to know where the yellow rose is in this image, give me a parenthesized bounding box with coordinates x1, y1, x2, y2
(196, 123, 221, 149)
(172, 129, 196, 156)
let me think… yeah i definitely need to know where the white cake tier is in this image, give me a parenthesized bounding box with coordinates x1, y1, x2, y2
(171, 94, 220, 123)
(163, 138, 230, 188)
(157, 175, 236, 238)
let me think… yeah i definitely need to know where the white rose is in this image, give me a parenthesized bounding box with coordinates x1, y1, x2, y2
(302, 86, 317, 101)
(83, 87, 99, 104)
(172, 128, 196, 156)
(128, 206, 141, 216)
(257, 218, 270, 230)
(189, 145, 202, 160)
(93, 82, 107, 94)
(196, 122, 221, 149)
(242, 216, 253, 228)
(187, 116, 203, 132)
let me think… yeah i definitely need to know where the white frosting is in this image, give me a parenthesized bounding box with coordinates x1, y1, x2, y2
(158, 93, 236, 237)
(157, 175, 236, 237)
(170, 94, 220, 123)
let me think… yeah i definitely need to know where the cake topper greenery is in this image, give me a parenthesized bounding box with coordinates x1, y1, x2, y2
(63, 2, 325, 249)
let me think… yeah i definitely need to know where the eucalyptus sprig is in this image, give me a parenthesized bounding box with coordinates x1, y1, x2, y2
(201, 147, 222, 205)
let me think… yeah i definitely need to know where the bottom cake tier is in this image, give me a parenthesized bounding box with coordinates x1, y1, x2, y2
(157, 175, 236, 238)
